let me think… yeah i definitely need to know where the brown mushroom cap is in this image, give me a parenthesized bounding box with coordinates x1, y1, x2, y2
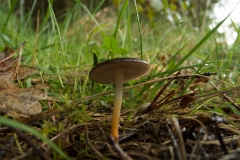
(89, 58, 150, 84)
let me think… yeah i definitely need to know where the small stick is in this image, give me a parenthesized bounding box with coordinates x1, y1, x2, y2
(0, 41, 26, 64)
(213, 121, 229, 154)
(85, 125, 104, 159)
(109, 134, 133, 160)
(149, 72, 180, 107)
(77, 73, 217, 102)
(13, 43, 24, 79)
(190, 62, 240, 110)
(168, 117, 186, 160)
(10, 127, 51, 160)
(141, 72, 180, 114)
(209, 81, 240, 110)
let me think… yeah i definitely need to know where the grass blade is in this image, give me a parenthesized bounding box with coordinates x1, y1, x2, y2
(76, 0, 105, 37)
(174, 12, 233, 69)
(0, 116, 69, 160)
(133, 0, 143, 59)
(113, 0, 129, 39)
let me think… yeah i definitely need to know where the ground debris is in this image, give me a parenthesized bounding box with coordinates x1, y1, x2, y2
(0, 42, 48, 118)
(1, 70, 240, 159)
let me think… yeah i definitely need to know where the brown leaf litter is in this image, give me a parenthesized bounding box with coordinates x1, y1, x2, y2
(0, 41, 47, 118)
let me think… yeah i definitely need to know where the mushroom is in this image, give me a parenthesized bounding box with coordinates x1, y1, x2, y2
(89, 58, 150, 143)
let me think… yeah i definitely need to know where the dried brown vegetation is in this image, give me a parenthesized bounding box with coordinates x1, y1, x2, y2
(0, 42, 47, 118)
(1, 64, 240, 159)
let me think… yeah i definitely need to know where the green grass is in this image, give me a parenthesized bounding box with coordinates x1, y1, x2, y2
(1, 0, 240, 159)
(0, 116, 69, 159)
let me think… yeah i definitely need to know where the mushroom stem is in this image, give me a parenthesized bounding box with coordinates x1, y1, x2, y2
(111, 68, 123, 143)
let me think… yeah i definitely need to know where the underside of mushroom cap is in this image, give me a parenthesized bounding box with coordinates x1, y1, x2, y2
(89, 58, 150, 84)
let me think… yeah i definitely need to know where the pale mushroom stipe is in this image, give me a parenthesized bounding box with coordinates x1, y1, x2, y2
(89, 58, 150, 143)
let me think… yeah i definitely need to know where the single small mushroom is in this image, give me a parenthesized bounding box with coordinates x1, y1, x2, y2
(89, 58, 150, 143)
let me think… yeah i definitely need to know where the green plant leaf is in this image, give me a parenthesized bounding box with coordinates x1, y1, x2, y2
(113, 0, 129, 38)
(112, 47, 128, 55)
(103, 36, 128, 56)
(104, 36, 119, 49)
(231, 19, 239, 32)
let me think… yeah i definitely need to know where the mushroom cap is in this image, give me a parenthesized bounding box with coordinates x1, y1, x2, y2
(89, 58, 150, 84)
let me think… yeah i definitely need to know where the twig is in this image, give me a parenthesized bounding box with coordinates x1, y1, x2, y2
(85, 125, 104, 159)
(0, 136, 14, 159)
(0, 41, 26, 64)
(77, 73, 219, 102)
(150, 72, 180, 107)
(141, 90, 176, 114)
(168, 116, 186, 160)
(213, 121, 229, 154)
(165, 85, 240, 112)
(191, 62, 240, 111)
(126, 151, 156, 160)
(167, 119, 186, 160)
(10, 127, 51, 160)
(109, 134, 133, 160)
(143, 122, 161, 144)
(166, 121, 178, 147)
(209, 81, 240, 110)
(186, 135, 239, 145)
(220, 150, 240, 160)
(13, 42, 24, 79)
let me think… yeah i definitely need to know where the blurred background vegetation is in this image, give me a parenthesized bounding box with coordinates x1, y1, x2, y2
(0, 0, 238, 99)
(7, 0, 220, 29)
